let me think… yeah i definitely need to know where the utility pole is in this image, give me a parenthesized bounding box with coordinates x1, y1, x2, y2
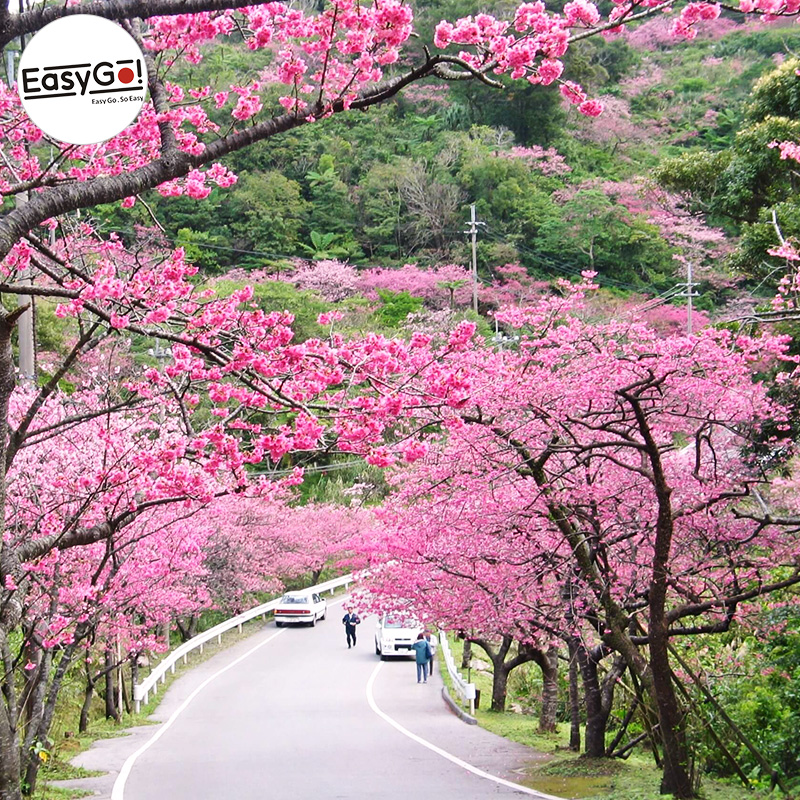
(687, 260, 694, 335)
(677, 260, 699, 335)
(5, 47, 35, 381)
(465, 203, 485, 313)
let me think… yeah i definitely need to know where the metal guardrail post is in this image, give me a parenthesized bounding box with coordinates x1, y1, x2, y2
(440, 633, 476, 713)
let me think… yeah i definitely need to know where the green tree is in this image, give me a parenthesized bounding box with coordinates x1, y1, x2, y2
(307, 154, 357, 237)
(655, 57, 800, 281)
(374, 289, 424, 327)
(225, 171, 309, 264)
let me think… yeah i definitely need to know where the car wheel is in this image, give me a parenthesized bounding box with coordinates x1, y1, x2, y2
(321, 610, 326, 620)
(310, 615, 317, 627)
(375, 642, 380, 656)
(275, 621, 283, 628)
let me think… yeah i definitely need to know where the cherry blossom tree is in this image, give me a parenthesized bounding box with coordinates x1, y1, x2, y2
(357, 263, 472, 309)
(200, 496, 374, 607)
(291, 260, 360, 303)
(357, 486, 564, 726)
(0, 220, 489, 797)
(356, 276, 799, 797)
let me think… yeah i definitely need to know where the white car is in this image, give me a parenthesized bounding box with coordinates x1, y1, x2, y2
(374, 614, 437, 659)
(274, 591, 327, 627)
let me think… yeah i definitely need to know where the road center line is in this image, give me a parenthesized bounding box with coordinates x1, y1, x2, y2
(365, 662, 564, 800)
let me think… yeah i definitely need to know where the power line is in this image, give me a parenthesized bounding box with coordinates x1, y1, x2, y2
(464, 203, 486, 313)
(249, 459, 368, 477)
(98, 225, 300, 262)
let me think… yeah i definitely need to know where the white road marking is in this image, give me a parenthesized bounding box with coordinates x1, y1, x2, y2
(113, 595, 350, 800)
(365, 662, 565, 800)
(111, 629, 286, 800)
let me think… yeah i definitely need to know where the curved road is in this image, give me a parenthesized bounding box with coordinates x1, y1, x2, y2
(69, 598, 553, 800)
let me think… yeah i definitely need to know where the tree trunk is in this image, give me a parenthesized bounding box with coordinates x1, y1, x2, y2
(568, 638, 581, 752)
(574, 643, 624, 758)
(121, 666, 130, 715)
(651, 638, 692, 797)
(0, 314, 26, 799)
(0, 705, 20, 800)
(19, 638, 38, 736)
(491, 663, 510, 712)
(471, 636, 514, 712)
(461, 638, 472, 670)
(175, 616, 198, 642)
(624, 387, 696, 798)
(79, 661, 95, 735)
(19, 647, 52, 793)
(0, 631, 21, 800)
(104, 649, 119, 723)
(22, 645, 78, 797)
(538, 646, 559, 733)
(579, 651, 606, 757)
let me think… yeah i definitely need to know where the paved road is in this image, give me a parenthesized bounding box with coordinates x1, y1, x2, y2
(68, 597, 550, 800)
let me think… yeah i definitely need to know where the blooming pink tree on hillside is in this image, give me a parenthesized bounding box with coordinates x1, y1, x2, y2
(496, 145, 572, 176)
(291, 260, 360, 302)
(357, 263, 472, 309)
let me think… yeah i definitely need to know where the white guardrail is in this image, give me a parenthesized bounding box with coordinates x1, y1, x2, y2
(133, 573, 355, 713)
(439, 633, 477, 715)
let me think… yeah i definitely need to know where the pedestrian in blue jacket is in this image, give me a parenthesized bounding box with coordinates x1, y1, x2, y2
(411, 633, 432, 683)
(342, 608, 360, 648)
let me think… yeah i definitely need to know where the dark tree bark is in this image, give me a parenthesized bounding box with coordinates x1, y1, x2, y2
(79, 668, 95, 735)
(460, 637, 472, 671)
(529, 645, 559, 733)
(104, 649, 119, 723)
(175, 616, 198, 642)
(567, 639, 582, 752)
(22, 644, 80, 797)
(0, 633, 21, 800)
(573, 642, 626, 758)
(471, 636, 555, 714)
(620, 387, 695, 798)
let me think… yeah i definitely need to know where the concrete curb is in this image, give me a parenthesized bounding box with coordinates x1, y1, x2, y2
(441, 685, 477, 725)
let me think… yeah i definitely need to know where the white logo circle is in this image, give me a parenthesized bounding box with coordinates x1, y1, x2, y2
(17, 16, 147, 145)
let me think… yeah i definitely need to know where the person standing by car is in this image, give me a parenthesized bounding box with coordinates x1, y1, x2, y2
(411, 633, 432, 683)
(342, 607, 360, 648)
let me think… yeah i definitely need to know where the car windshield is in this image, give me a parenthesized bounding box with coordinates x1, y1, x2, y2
(384, 616, 416, 629)
(281, 595, 309, 604)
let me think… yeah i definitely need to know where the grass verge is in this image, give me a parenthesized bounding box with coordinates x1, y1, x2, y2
(441, 635, 781, 800)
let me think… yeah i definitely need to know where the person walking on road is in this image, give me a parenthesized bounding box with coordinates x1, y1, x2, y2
(342, 607, 360, 648)
(411, 633, 432, 683)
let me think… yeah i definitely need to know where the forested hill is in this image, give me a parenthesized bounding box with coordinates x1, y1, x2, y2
(93, 8, 800, 321)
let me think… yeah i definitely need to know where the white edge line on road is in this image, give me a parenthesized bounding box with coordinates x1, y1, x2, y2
(112, 595, 351, 800)
(111, 628, 286, 800)
(365, 662, 566, 800)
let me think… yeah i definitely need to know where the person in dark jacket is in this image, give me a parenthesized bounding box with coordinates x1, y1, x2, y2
(342, 607, 360, 648)
(410, 633, 432, 683)
(424, 630, 435, 676)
